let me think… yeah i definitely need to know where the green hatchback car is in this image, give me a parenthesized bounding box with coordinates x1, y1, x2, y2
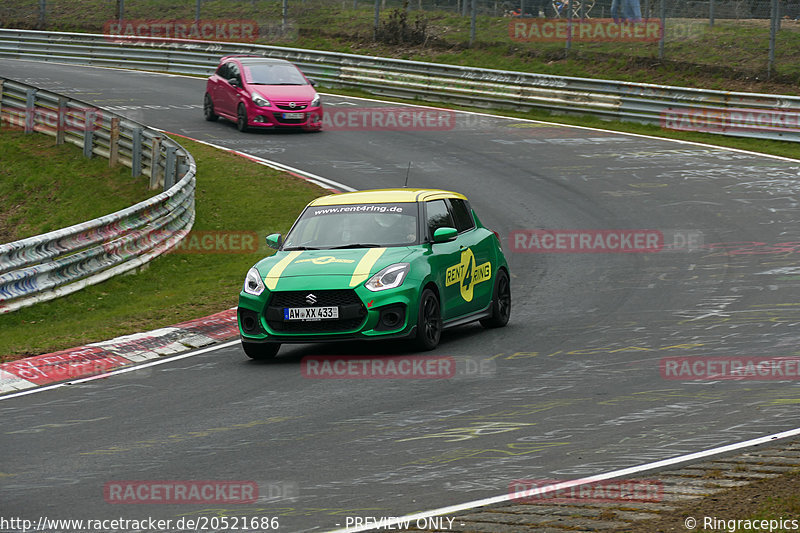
(237, 189, 511, 359)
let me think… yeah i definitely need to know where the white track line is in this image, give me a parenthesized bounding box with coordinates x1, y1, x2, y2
(326, 426, 800, 533)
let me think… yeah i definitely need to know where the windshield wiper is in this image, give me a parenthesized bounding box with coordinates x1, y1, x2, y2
(283, 246, 321, 251)
(329, 243, 383, 249)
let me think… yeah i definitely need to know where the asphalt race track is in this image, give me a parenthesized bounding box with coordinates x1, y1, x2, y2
(2, 60, 800, 532)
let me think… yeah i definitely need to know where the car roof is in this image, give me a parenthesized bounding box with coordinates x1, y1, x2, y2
(309, 188, 468, 206)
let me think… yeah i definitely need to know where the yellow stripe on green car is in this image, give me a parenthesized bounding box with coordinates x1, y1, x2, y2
(265, 251, 303, 290)
(350, 248, 387, 287)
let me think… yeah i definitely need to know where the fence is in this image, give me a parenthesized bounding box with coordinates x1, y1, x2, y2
(0, 0, 797, 77)
(0, 77, 196, 313)
(0, 28, 798, 142)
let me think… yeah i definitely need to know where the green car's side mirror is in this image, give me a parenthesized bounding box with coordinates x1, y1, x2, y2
(433, 227, 458, 243)
(265, 233, 283, 249)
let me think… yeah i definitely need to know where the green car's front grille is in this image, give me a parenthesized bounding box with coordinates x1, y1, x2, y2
(269, 289, 362, 308)
(265, 289, 367, 333)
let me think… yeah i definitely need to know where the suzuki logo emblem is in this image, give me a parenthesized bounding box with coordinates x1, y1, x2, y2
(305, 293, 317, 305)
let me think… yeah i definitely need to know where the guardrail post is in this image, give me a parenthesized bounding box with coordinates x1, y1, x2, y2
(109, 117, 120, 167)
(709, 0, 715, 27)
(56, 97, 66, 145)
(768, 0, 778, 78)
(83, 109, 96, 158)
(373, 0, 380, 40)
(132, 127, 143, 177)
(38, 0, 47, 29)
(149, 137, 162, 190)
(25, 89, 36, 133)
(164, 145, 177, 191)
(658, 0, 666, 60)
(469, 0, 476, 45)
(177, 154, 188, 178)
(0, 79, 4, 128)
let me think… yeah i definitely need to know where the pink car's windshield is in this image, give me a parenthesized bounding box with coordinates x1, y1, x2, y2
(243, 63, 308, 85)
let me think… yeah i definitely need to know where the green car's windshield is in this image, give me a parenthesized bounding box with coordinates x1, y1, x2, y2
(283, 203, 419, 250)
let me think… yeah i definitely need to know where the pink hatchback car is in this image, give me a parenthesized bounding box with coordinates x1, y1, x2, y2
(204, 55, 323, 132)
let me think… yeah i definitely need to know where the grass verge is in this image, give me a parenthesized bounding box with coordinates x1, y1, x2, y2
(0, 127, 153, 243)
(0, 134, 326, 362)
(615, 468, 800, 532)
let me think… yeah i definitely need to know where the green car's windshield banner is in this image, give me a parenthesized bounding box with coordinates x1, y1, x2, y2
(309, 203, 414, 217)
(287, 203, 419, 249)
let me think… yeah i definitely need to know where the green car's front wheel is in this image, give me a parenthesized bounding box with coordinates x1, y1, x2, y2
(415, 288, 442, 351)
(242, 340, 280, 361)
(481, 268, 511, 328)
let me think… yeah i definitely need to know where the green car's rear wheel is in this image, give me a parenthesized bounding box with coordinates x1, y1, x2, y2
(415, 288, 442, 351)
(242, 341, 280, 360)
(481, 268, 511, 328)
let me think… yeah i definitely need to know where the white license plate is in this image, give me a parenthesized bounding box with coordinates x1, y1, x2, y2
(284, 306, 339, 321)
(282, 112, 304, 119)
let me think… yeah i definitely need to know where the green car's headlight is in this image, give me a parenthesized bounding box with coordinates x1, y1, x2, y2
(365, 263, 410, 292)
(243, 267, 265, 296)
(251, 92, 270, 107)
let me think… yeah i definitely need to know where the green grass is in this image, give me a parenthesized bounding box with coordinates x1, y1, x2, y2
(745, 475, 800, 528)
(0, 134, 326, 361)
(0, 127, 153, 242)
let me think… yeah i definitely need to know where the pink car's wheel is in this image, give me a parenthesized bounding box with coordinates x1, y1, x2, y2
(203, 93, 218, 122)
(237, 103, 249, 132)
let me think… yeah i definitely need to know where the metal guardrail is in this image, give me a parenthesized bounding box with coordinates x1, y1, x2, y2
(0, 76, 196, 313)
(0, 28, 798, 141)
